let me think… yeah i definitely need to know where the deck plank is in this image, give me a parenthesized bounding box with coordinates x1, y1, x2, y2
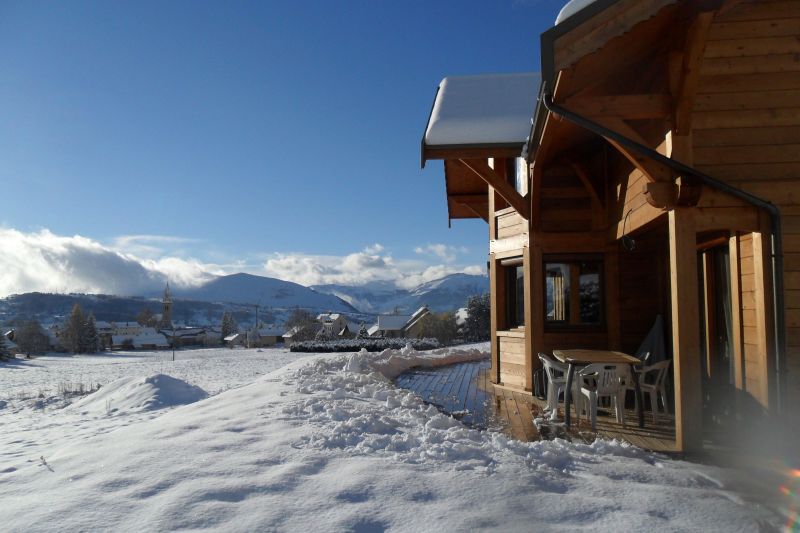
(395, 360, 678, 454)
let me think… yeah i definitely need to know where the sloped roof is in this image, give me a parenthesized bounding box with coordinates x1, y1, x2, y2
(377, 314, 411, 331)
(112, 334, 169, 347)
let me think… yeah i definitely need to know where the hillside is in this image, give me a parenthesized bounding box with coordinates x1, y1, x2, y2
(172, 273, 357, 313)
(313, 273, 488, 313)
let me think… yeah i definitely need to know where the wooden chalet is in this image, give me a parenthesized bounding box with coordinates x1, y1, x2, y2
(422, 0, 800, 453)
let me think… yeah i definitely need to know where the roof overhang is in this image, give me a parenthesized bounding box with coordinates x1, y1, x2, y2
(421, 72, 541, 168)
(527, 0, 685, 162)
(421, 73, 540, 223)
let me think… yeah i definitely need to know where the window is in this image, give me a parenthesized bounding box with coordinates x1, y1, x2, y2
(545, 258, 603, 326)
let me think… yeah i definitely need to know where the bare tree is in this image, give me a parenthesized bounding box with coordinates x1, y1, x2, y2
(16, 320, 50, 357)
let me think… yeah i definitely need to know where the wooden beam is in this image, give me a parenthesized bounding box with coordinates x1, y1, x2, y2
(425, 146, 522, 162)
(568, 160, 603, 207)
(593, 117, 673, 183)
(668, 208, 703, 453)
(462, 203, 489, 223)
(563, 93, 672, 120)
(458, 159, 531, 220)
(673, 11, 715, 134)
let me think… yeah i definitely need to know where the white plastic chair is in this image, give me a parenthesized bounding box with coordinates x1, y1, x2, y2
(577, 364, 627, 430)
(626, 359, 671, 423)
(539, 353, 568, 420)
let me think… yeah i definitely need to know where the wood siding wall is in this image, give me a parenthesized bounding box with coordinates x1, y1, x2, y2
(498, 334, 526, 388)
(694, 0, 800, 411)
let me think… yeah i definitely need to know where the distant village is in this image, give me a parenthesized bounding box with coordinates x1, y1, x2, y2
(1, 284, 486, 356)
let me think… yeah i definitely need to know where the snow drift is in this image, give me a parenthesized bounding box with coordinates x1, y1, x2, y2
(67, 374, 208, 415)
(0, 344, 780, 531)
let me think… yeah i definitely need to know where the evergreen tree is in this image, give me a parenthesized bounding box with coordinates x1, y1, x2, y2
(356, 323, 368, 339)
(82, 313, 99, 354)
(464, 294, 490, 342)
(64, 304, 86, 354)
(221, 312, 238, 338)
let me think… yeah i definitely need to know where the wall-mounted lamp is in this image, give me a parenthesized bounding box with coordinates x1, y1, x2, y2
(622, 209, 636, 252)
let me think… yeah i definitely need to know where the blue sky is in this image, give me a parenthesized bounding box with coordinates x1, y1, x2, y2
(0, 0, 565, 295)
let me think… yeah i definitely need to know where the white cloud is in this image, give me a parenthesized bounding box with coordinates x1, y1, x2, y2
(0, 229, 485, 298)
(263, 244, 483, 289)
(0, 228, 218, 297)
(413, 243, 468, 263)
(110, 235, 202, 259)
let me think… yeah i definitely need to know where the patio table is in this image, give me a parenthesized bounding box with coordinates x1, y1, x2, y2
(552, 349, 645, 429)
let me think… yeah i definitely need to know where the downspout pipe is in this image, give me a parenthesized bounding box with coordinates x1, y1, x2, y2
(541, 93, 787, 414)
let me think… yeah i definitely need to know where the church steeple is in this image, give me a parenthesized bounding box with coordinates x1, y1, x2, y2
(160, 281, 173, 329)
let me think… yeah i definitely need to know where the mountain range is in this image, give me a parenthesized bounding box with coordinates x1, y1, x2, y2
(0, 272, 488, 326)
(312, 273, 489, 314)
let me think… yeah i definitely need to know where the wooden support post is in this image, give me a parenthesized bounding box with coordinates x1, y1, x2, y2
(489, 188, 501, 384)
(752, 221, 776, 409)
(489, 253, 503, 384)
(523, 245, 534, 391)
(728, 233, 745, 413)
(668, 208, 703, 453)
(605, 243, 621, 350)
(531, 238, 545, 371)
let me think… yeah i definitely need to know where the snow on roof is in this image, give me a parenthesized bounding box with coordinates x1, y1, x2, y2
(224, 333, 242, 341)
(424, 73, 541, 147)
(410, 306, 429, 320)
(367, 324, 380, 336)
(112, 334, 169, 348)
(555, 0, 596, 24)
(377, 315, 411, 331)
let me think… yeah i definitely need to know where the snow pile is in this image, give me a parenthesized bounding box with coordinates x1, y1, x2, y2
(67, 374, 208, 415)
(0, 343, 781, 531)
(424, 73, 540, 147)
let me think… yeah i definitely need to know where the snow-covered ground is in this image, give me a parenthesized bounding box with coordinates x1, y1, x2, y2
(0, 345, 786, 531)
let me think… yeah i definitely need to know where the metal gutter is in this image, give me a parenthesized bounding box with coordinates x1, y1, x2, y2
(541, 93, 787, 414)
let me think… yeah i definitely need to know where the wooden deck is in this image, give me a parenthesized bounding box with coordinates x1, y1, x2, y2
(395, 360, 678, 454)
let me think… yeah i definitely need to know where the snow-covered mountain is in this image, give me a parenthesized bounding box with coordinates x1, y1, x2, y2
(313, 273, 488, 314)
(172, 273, 357, 313)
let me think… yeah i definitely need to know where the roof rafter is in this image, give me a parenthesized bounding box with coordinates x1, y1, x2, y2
(457, 159, 530, 220)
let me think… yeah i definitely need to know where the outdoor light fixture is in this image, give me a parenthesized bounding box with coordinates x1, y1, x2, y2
(622, 209, 636, 252)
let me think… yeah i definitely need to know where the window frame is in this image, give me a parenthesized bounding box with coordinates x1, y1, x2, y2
(543, 254, 605, 331)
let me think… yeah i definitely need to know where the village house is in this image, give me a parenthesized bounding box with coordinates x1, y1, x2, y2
(111, 327, 169, 350)
(421, 0, 800, 453)
(316, 313, 348, 337)
(247, 325, 284, 347)
(371, 307, 431, 338)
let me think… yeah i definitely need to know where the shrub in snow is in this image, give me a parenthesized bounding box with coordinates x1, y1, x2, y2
(290, 337, 440, 353)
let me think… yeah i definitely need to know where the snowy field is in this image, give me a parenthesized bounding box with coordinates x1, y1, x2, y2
(0, 344, 786, 531)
